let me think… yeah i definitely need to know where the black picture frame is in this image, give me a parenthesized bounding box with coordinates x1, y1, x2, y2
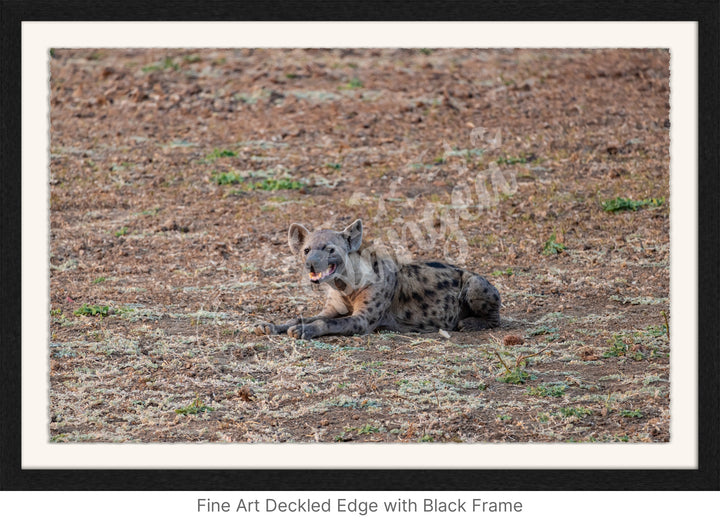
(1, 0, 718, 491)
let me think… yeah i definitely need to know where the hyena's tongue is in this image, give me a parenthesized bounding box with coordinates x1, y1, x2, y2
(309, 263, 337, 281)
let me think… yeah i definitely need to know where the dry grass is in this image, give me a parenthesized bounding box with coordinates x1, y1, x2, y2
(50, 48, 670, 443)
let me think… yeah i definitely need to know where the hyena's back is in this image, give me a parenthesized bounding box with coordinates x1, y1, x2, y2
(381, 261, 500, 333)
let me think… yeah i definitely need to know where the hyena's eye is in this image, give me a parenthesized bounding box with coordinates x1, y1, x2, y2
(304, 247, 310, 255)
(328, 247, 335, 254)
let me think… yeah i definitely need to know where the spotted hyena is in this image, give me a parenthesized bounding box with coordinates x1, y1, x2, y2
(254, 219, 500, 339)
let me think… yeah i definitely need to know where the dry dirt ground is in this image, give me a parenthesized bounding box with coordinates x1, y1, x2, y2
(49, 48, 670, 443)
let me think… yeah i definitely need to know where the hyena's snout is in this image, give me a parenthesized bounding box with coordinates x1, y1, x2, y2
(306, 252, 339, 283)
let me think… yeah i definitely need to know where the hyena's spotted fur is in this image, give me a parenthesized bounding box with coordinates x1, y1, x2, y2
(254, 219, 500, 339)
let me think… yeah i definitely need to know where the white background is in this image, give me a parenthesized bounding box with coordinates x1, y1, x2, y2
(1, 491, 718, 525)
(22, 20, 698, 471)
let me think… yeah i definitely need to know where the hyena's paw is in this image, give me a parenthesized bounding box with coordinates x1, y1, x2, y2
(457, 317, 498, 332)
(253, 322, 278, 336)
(287, 323, 319, 340)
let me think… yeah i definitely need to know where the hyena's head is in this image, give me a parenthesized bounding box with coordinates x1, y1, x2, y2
(288, 219, 363, 284)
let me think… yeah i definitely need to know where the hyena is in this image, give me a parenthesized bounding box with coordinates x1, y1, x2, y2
(254, 219, 500, 339)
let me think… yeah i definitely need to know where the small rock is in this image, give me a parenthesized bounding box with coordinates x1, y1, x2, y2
(238, 386, 254, 402)
(579, 349, 600, 361)
(503, 335, 524, 346)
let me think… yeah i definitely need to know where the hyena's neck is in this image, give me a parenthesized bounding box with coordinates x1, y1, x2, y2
(326, 251, 376, 294)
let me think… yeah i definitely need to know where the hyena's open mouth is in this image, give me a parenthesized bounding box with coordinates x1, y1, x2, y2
(309, 263, 337, 283)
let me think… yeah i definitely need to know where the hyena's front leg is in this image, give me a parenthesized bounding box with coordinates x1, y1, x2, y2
(253, 306, 342, 336)
(287, 288, 390, 339)
(286, 315, 371, 340)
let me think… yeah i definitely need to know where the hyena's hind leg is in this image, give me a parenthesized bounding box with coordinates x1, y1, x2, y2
(457, 273, 501, 331)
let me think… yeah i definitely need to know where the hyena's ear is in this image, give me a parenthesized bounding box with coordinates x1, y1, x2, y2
(288, 223, 310, 255)
(342, 219, 363, 252)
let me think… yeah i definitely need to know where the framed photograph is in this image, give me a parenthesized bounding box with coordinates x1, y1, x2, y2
(2, 1, 718, 492)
